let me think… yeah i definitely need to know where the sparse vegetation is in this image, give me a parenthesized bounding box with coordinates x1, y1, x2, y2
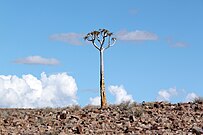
(130, 107, 144, 117)
(193, 97, 203, 104)
(116, 101, 137, 110)
(117, 101, 132, 110)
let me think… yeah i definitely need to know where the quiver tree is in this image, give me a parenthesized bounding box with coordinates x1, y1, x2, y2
(84, 29, 116, 108)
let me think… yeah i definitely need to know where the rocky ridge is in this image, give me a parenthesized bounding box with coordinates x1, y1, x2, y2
(0, 101, 203, 134)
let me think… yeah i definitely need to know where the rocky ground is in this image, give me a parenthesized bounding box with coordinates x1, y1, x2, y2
(0, 101, 203, 135)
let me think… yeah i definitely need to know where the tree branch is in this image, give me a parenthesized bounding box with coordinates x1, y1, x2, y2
(84, 29, 116, 51)
(104, 38, 116, 50)
(97, 36, 102, 45)
(100, 36, 105, 48)
(84, 34, 94, 42)
(92, 41, 100, 50)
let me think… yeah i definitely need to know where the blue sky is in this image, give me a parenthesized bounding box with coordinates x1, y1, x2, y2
(0, 0, 203, 107)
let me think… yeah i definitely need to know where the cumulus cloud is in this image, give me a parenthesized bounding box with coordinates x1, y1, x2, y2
(0, 72, 78, 108)
(156, 87, 200, 103)
(109, 85, 134, 104)
(185, 93, 199, 102)
(89, 96, 100, 106)
(14, 56, 59, 65)
(116, 30, 158, 41)
(89, 85, 133, 105)
(156, 87, 178, 102)
(50, 33, 83, 45)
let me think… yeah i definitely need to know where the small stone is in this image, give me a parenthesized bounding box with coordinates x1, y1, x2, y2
(60, 113, 66, 119)
(62, 110, 67, 114)
(75, 125, 83, 134)
(124, 127, 129, 133)
(47, 126, 52, 130)
(24, 115, 29, 120)
(129, 115, 136, 123)
(134, 126, 143, 130)
(160, 103, 165, 108)
(147, 110, 152, 115)
(93, 109, 100, 113)
(70, 115, 80, 120)
(154, 103, 159, 108)
(140, 123, 151, 129)
(164, 123, 171, 129)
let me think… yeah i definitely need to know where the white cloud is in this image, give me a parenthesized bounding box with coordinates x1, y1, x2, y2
(156, 87, 200, 103)
(89, 96, 100, 106)
(49, 30, 158, 45)
(156, 87, 178, 102)
(0, 72, 78, 108)
(185, 93, 199, 102)
(14, 56, 59, 65)
(109, 85, 134, 104)
(166, 37, 188, 48)
(50, 33, 83, 45)
(172, 42, 188, 48)
(116, 30, 158, 41)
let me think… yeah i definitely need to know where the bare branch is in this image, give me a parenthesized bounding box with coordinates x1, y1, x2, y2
(100, 36, 105, 48)
(85, 29, 116, 51)
(84, 32, 99, 50)
(84, 33, 94, 41)
(97, 34, 102, 45)
(92, 41, 100, 50)
(104, 37, 116, 50)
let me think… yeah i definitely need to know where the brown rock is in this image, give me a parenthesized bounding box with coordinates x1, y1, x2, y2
(60, 113, 66, 119)
(0, 102, 203, 134)
(129, 115, 136, 123)
(75, 125, 83, 134)
(70, 115, 80, 120)
(154, 103, 160, 108)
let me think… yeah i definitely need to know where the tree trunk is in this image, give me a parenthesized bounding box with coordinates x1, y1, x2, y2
(100, 50, 107, 108)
